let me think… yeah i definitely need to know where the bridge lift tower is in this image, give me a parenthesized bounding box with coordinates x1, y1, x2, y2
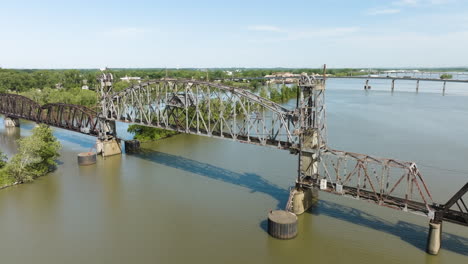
(95, 72, 122, 157)
(286, 73, 327, 214)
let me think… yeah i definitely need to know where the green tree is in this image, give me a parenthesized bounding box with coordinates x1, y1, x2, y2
(6, 124, 61, 183)
(0, 151, 7, 169)
(259, 87, 268, 99)
(127, 125, 177, 141)
(440, 74, 453, 79)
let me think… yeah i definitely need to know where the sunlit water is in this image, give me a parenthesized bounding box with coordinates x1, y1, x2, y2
(0, 80, 467, 263)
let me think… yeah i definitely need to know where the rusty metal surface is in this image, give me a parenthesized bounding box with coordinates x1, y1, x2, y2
(433, 182, 468, 226)
(0, 93, 100, 136)
(297, 148, 435, 215)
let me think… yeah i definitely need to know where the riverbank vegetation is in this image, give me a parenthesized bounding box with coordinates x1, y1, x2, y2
(127, 125, 178, 141)
(21, 87, 98, 108)
(262, 85, 297, 103)
(0, 125, 61, 188)
(440, 74, 453, 79)
(2, 67, 463, 93)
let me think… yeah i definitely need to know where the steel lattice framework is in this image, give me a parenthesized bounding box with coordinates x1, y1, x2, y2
(296, 149, 435, 214)
(0, 93, 102, 136)
(0, 76, 466, 226)
(102, 79, 301, 149)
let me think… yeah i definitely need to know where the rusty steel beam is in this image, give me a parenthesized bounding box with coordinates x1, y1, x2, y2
(0, 93, 101, 136)
(295, 148, 435, 217)
(432, 182, 468, 226)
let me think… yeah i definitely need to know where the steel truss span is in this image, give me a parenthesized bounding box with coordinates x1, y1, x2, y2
(102, 79, 301, 149)
(1, 78, 466, 227)
(0, 93, 101, 136)
(299, 149, 435, 213)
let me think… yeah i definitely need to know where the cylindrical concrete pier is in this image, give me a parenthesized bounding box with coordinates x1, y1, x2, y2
(267, 210, 298, 239)
(426, 221, 441, 255)
(77, 152, 97, 166)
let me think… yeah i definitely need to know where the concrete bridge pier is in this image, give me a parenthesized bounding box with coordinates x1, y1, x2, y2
(96, 138, 122, 157)
(96, 120, 122, 157)
(291, 186, 318, 215)
(364, 79, 371, 90)
(426, 220, 442, 255)
(442, 81, 446, 96)
(124, 140, 141, 153)
(4, 117, 20, 127)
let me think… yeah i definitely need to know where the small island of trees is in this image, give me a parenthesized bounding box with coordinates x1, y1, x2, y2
(0, 124, 61, 189)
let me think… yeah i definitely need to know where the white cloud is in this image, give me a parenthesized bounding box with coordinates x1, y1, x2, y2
(367, 8, 401, 15)
(247, 25, 284, 32)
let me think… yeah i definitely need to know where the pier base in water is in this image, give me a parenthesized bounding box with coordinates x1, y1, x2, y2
(96, 138, 122, 157)
(124, 140, 141, 154)
(292, 187, 318, 215)
(267, 210, 298, 239)
(4, 117, 19, 127)
(427, 221, 441, 255)
(77, 152, 97, 166)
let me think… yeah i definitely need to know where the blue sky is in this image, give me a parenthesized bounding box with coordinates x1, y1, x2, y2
(1, 0, 467, 68)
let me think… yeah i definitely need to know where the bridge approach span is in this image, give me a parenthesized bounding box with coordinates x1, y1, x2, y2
(0, 93, 103, 136)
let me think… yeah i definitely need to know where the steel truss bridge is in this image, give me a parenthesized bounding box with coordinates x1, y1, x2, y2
(0, 75, 466, 229)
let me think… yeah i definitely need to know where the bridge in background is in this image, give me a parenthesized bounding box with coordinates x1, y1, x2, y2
(218, 75, 468, 95)
(0, 72, 466, 255)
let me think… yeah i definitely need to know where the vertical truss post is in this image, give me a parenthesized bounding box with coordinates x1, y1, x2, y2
(98, 72, 114, 121)
(296, 71, 327, 186)
(97, 73, 116, 141)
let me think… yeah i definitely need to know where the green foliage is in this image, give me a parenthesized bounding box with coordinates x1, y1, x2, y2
(5, 124, 61, 183)
(112, 80, 140, 92)
(440, 74, 453, 79)
(127, 125, 178, 141)
(0, 151, 7, 169)
(0, 168, 14, 187)
(0, 68, 97, 93)
(21, 87, 98, 108)
(0, 151, 13, 186)
(259, 87, 268, 99)
(268, 85, 297, 103)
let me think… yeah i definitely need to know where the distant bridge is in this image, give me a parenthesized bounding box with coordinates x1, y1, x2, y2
(217, 75, 468, 83)
(217, 75, 468, 95)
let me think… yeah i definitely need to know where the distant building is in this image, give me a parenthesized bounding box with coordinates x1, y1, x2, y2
(264, 72, 301, 84)
(120, 75, 141, 82)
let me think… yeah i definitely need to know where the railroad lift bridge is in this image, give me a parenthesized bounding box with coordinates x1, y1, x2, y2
(0, 71, 467, 255)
